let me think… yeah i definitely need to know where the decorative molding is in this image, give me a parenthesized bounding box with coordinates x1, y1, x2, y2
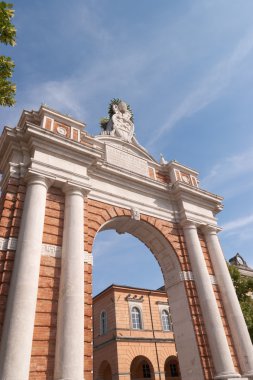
(180, 271, 217, 285)
(41, 244, 61, 258)
(180, 271, 194, 281)
(0, 238, 93, 264)
(7, 237, 18, 250)
(131, 207, 140, 221)
(125, 294, 144, 303)
(84, 251, 93, 265)
(209, 275, 217, 285)
(156, 300, 169, 306)
(9, 162, 28, 179)
(0, 237, 8, 251)
(0, 237, 17, 251)
(57, 126, 67, 136)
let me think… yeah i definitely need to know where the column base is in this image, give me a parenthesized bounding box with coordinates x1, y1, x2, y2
(56, 378, 85, 380)
(243, 371, 253, 379)
(243, 371, 253, 380)
(214, 372, 241, 380)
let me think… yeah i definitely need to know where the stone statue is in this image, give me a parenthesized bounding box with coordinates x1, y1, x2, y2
(101, 99, 135, 143)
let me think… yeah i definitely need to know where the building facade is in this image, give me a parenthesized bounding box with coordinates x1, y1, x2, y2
(229, 254, 253, 279)
(0, 102, 252, 379)
(93, 285, 181, 380)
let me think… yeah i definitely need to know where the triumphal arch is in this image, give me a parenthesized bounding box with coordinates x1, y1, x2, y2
(0, 100, 252, 380)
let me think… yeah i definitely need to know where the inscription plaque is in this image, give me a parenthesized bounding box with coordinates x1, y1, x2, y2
(106, 145, 148, 176)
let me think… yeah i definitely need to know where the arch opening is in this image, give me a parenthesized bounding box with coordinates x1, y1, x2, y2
(97, 216, 182, 288)
(164, 356, 181, 380)
(98, 360, 113, 380)
(92, 215, 202, 380)
(130, 356, 155, 380)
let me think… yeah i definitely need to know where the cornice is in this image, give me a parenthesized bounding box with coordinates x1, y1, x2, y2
(38, 105, 86, 128)
(172, 181, 223, 212)
(25, 123, 102, 161)
(89, 161, 171, 192)
(172, 181, 223, 201)
(165, 160, 199, 176)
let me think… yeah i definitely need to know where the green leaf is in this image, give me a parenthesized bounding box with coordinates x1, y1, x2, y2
(0, 3, 16, 106)
(0, 55, 15, 77)
(0, 77, 15, 106)
(228, 264, 253, 342)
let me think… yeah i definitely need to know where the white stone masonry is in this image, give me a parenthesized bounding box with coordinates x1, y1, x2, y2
(183, 222, 240, 380)
(0, 175, 49, 380)
(54, 185, 85, 380)
(204, 227, 253, 379)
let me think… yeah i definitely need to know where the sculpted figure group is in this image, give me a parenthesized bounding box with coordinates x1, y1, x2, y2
(104, 100, 135, 143)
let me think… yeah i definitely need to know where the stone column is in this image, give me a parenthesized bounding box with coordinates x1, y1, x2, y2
(204, 226, 253, 379)
(54, 185, 85, 380)
(0, 174, 49, 380)
(183, 222, 240, 380)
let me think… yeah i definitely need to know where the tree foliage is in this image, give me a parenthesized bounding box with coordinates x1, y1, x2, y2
(0, 2, 16, 107)
(228, 264, 253, 342)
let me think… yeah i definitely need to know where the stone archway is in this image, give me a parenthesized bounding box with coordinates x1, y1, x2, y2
(0, 105, 252, 380)
(88, 209, 209, 379)
(130, 356, 155, 380)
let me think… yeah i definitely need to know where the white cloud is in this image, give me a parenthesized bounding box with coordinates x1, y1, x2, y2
(147, 29, 253, 147)
(222, 213, 253, 233)
(201, 148, 253, 198)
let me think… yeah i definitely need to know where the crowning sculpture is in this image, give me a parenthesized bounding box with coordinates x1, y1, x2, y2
(100, 98, 135, 143)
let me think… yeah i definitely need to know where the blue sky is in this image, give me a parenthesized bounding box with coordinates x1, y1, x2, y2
(1, 1, 253, 295)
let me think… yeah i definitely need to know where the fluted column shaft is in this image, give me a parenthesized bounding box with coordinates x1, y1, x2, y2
(183, 222, 240, 380)
(204, 227, 253, 379)
(0, 175, 49, 380)
(54, 185, 85, 380)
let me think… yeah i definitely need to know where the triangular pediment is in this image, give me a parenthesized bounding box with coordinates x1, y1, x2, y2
(95, 134, 156, 163)
(94, 134, 158, 178)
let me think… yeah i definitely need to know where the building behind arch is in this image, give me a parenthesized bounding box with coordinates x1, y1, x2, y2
(93, 284, 181, 380)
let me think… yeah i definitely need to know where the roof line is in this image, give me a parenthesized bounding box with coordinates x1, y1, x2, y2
(93, 283, 166, 299)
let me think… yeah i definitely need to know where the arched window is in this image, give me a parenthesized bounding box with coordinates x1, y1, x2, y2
(130, 356, 154, 380)
(169, 362, 178, 377)
(100, 311, 107, 335)
(165, 356, 181, 379)
(131, 307, 142, 329)
(142, 361, 151, 378)
(161, 309, 171, 331)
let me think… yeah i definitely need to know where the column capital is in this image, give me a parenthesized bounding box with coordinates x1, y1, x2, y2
(180, 219, 198, 230)
(202, 224, 222, 235)
(62, 181, 91, 197)
(26, 173, 53, 190)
